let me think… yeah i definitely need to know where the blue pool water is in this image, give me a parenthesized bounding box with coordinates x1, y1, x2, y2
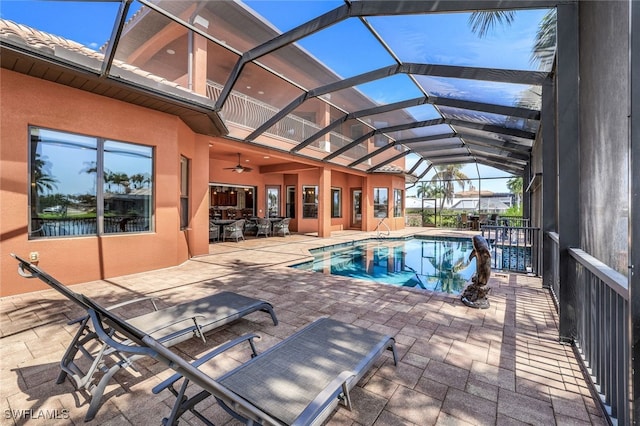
(292, 237, 477, 294)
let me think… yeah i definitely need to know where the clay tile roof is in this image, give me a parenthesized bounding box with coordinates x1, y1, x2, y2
(0, 18, 191, 95)
(373, 164, 405, 174)
(1, 19, 96, 56)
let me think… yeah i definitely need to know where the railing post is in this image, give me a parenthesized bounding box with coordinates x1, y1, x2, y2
(630, 0, 640, 422)
(542, 75, 557, 289)
(556, 2, 580, 343)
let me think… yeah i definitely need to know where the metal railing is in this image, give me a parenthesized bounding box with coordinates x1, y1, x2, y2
(568, 248, 629, 425)
(374, 218, 391, 238)
(481, 225, 540, 274)
(546, 232, 560, 308)
(206, 82, 368, 160)
(30, 216, 149, 237)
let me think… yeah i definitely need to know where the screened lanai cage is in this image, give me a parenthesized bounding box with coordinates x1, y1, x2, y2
(0, 1, 638, 424)
(405, 162, 523, 228)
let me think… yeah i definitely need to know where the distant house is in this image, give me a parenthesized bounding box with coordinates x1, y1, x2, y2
(406, 190, 513, 212)
(450, 198, 510, 213)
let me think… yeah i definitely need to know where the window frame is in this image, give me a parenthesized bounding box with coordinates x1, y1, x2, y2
(331, 187, 342, 218)
(302, 185, 319, 219)
(180, 156, 190, 230)
(373, 187, 389, 218)
(393, 188, 404, 217)
(28, 126, 154, 239)
(266, 185, 280, 218)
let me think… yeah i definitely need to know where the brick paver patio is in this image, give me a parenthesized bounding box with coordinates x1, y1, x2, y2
(1, 229, 607, 425)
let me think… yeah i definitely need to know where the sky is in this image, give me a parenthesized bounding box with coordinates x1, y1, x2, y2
(1, 0, 546, 196)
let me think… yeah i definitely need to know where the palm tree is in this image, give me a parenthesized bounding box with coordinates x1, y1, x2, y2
(467, 11, 516, 38)
(33, 153, 58, 194)
(416, 182, 443, 199)
(507, 176, 523, 207)
(415, 182, 429, 199)
(469, 9, 556, 70)
(430, 165, 471, 209)
(129, 173, 145, 189)
(531, 9, 556, 70)
(110, 172, 130, 193)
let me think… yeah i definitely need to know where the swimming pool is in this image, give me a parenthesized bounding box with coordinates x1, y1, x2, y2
(292, 237, 476, 294)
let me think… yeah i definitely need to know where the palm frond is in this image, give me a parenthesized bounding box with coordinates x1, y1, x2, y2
(530, 9, 557, 69)
(468, 11, 516, 38)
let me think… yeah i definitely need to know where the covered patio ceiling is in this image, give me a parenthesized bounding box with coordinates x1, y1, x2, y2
(1, 0, 568, 177)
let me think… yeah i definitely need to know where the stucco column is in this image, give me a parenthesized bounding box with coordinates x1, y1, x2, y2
(317, 167, 331, 237)
(190, 27, 208, 95)
(362, 176, 372, 232)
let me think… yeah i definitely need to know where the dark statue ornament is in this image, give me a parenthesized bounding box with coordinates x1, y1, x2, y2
(461, 235, 492, 309)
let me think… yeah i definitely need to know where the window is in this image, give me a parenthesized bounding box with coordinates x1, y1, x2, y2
(180, 156, 189, 230)
(351, 124, 364, 139)
(331, 188, 341, 218)
(302, 185, 318, 218)
(373, 188, 388, 218)
(266, 186, 280, 217)
(393, 189, 404, 217)
(373, 121, 388, 147)
(29, 127, 153, 238)
(286, 186, 296, 218)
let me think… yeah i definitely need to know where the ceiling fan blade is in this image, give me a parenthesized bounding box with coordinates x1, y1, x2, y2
(223, 154, 252, 172)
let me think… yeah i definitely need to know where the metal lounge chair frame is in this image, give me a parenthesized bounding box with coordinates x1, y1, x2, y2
(153, 317, 398, 426)
(12, 254, 396, 426)
(11, 254, 278, 422)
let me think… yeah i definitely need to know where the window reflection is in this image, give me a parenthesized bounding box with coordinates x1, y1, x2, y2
(374, 187, 388, 218)
(394, 189, 403, 217)
(29, 127, 153, 238)
(266, 186, 280, 218)
(103, 140, 153, 234)
(331, 188, 341, 218)
(302, 185, 318, 218)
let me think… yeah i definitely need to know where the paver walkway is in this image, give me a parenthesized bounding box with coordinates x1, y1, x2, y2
(1, 229, 607, 425)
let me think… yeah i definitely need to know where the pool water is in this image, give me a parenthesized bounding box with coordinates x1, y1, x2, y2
(292, 237, 477, 294)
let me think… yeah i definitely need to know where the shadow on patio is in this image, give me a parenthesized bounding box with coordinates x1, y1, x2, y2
(1, 230, 607, 425)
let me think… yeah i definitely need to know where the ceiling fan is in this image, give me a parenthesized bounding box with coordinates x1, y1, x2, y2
(224, 153, 253, 173)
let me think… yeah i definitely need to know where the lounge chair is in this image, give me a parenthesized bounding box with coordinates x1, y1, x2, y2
(11, 254, 278, 422)
(153, 316, 397, 425)
(272, 217, 291, 237)
(12, 255, 395, 426)
(223, 219, 245, 242)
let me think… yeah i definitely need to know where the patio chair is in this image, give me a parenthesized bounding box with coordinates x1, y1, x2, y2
(153, 316, 397, 426)
(458, 213, 470, 230)
(272, 217, 291, 237)
(255, 217, 271, 238)
(209, 221, 220, 241)
(487, 213, 499, 226)
(244, 218, 258, 236)
(11, 254, 278, 422)
(223, 219, 245, 242)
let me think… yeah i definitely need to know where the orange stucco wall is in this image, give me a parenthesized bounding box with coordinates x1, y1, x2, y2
(1, 69, 406, 296)
(0, 70, 210, 296)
